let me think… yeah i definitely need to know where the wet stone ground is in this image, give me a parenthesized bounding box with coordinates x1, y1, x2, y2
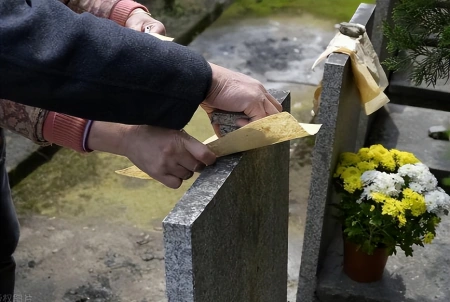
(11, 6, 336, 302)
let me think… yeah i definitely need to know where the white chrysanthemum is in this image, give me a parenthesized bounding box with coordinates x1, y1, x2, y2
(398, 163, 438, 192)
(360, 170, 379, 184)
(358, 171, 404, 202)
(425, 188, 450, 214)
(409, 182, 425, 193)
(398, 163, 428, 178)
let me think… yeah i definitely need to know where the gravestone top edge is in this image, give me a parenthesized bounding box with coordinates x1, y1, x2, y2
(350, 3, 376, 26)
(162, 153, 242, 227)
(326, 53, 350, 68)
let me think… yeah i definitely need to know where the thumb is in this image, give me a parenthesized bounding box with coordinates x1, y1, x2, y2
(144, 23, 166, 35)
(181, 132, 217, 166)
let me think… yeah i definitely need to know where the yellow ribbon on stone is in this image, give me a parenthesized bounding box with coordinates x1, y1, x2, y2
(311, 23, 389, 116)
(115, 112, 322, 180)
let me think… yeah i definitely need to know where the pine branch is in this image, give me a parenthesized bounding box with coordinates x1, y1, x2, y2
(383, 0, 450, 86)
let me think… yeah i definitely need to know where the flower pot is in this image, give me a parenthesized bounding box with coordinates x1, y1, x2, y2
(343, 239, 389, 283)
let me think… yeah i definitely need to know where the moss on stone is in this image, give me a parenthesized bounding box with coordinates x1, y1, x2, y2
(222, 0, 375, 21)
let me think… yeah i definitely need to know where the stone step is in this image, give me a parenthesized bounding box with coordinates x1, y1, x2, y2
(387, 55, 450, 111)
(316, 216, 450, 302)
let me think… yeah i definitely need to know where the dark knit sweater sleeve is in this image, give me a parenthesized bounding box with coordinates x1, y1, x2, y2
(0, 0, 212, 129)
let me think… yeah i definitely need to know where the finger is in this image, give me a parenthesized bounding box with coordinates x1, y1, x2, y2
(249, 99, 280, 122)
(235, 118, 250, 127)
(177, 152, 203, 173)
(212, 124, 223, 138)
(144, 23, 166, 35)
(157, 175, 183, 189)
(170, 164, 195, 180)
(182, 133, 217, 165)
(265, 92, 282, 112)
(193, 164, 206, 173)
(263, 96, 281, 116)
(244, 96, 268, 122)
(200, 103, 215, 115)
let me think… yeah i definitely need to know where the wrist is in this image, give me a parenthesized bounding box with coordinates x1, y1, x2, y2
(110, 0, 149, 26)
(87, 121, 133, 156)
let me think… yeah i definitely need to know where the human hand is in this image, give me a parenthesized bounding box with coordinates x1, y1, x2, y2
(125, 8, 166, 35)
(201, 63, 282, 136)
(87, 122, 216, 189)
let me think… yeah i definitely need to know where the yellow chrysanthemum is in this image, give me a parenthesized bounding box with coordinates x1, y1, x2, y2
(343, 175, 363, 193)
(341, 166, 361, 179)
(423, 232, 435, 244)
(398, 214, 407, 227)
(340, 152, 361, 167)
(333, 165, 346, 178)
(381, 197, 405, 218)
(402, 188, 427, 216)
(390, 149, 420, 167)
(357, 147, 371, 161)
(368, 145, 395, 171)
(370, 205, 375, 212)
(357, 161, 377, 173)
(369, 144, 389, 155)
(380, 155, 396, 171)
(371, 192, 388, 203)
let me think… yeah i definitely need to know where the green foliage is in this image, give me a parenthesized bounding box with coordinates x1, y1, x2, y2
(383, 0, 450, 86)
(223, 0, 375, 21)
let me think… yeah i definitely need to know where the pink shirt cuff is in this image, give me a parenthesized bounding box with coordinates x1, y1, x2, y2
(110, 0, 149, 26)
(43, 112, 91, 153)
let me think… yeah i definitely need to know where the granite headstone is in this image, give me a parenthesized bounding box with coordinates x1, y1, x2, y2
(163, 91, 291, 302)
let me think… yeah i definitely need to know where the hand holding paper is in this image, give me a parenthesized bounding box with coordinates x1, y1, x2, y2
(116, 112, 321, 180)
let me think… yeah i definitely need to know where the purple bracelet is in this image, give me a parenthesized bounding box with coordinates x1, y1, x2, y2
(82, 120, 94, 152)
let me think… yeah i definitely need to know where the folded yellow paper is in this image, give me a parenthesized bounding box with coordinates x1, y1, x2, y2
(115, 112, 321, 180)
(311, 23, 389, 116)
(205, 112, 321, 156)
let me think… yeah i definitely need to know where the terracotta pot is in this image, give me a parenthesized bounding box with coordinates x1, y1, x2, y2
(343, 239, 389, 283)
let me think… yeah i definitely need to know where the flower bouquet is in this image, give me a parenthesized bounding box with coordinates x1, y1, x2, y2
(333, 145, 450, 282)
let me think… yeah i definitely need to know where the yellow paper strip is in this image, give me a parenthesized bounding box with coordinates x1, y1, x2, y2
(206, 112, 320, 156)
(115, 166, 153, 180)
(115, 112, 321, 179)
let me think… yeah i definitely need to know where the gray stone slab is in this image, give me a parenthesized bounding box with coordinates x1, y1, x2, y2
(296, 5, 376, 302)
(316, 216, 450, 302)
(163, 91, 291, 302)
(388, 62, 450, 111)
(296, 52, 363, 302)
(368, 103, 450, 180)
